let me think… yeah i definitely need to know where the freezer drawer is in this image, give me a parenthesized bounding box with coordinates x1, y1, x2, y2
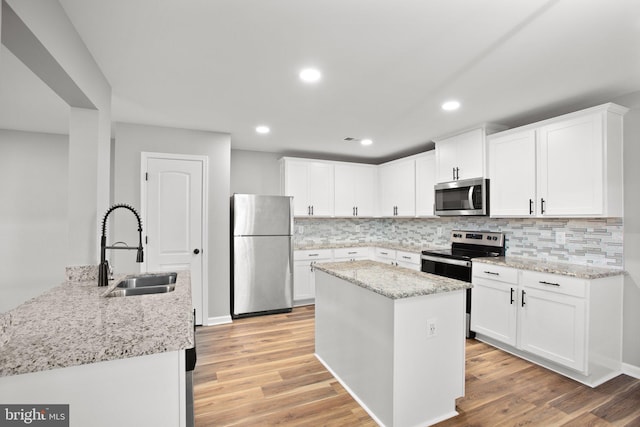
(232, 235, 293, 317)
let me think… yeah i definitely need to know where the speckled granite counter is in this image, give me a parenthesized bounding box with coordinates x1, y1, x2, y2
(474, 256, 624, 280)
(313, 260, 471, 299)
(0, 269, 194, 377)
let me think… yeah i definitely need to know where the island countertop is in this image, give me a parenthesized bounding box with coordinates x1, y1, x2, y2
(0, 268, 194, 378)
(313, 260, 471, 299)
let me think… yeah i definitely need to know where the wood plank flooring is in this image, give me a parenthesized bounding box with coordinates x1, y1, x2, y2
(194, 306, 640, 426)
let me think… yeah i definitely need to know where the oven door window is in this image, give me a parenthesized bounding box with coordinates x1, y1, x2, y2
(421, 259, 471, 282)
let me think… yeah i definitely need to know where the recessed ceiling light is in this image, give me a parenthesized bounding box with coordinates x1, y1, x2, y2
(256, 125, 270, 134)
(360, 139, 373, 146)
(299, 68, 322, 83)
(442, 100, 461, 111)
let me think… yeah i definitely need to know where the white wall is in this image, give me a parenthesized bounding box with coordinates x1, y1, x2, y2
(619, 91, 640, 370)
(0, 129, 68, 312)
(230, 150, 281, 195)
(113, 122, 231, 321)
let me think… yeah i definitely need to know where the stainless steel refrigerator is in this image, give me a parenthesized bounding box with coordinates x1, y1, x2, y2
(231, 194, 294, 318)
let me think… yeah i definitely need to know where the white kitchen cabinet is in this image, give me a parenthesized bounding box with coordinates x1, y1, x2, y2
(281, 158, 334, 217)
(293, 249, 332, 305)
(488, 103, 627, 218)
(374, 247, 396, 264)
(395, 250, 421, 271)
(415, 151, 437, 217)
(334, 163, 377, 217)
(333, 246, 370, 261)
(471, 265, 519, 346)
(471, 262, 623, 387)
(489, 129, 537, 216)
(434, 127, 505, 183)
(378, 158, 415, 217)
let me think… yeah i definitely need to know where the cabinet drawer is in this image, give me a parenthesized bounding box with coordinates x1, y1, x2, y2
(333, 247, 369, 259)
(520, 270, 586, 298)
(374, 247, 396, 260)
(472, 263, 518, 284)
(294, 249, 333, 261)
(396, 250, 420, 265)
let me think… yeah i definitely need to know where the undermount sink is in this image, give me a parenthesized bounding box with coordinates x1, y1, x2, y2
(109, 273, 177, 297)
(116, 272, 177, 289)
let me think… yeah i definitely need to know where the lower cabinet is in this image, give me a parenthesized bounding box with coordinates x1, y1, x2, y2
(293, 249, 332, 305)
(471, 262, 622, 387)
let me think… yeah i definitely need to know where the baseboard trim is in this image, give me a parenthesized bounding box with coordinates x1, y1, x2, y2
(207, 314, 232, 326)
(622, 363, 640, 379)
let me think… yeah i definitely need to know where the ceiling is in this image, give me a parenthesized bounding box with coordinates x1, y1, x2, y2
(2, 0, 640, 163)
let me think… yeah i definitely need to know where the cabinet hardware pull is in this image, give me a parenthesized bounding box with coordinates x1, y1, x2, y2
(539, 280, 560, 287)
(541, 198, 546, 214)
(521, 290, 526, 307)
(380, 251, 388, 255)
(456, 167, 460, 180)
(309, 253, 319, 257)
(402, 256, 411, 259)
(510, 288, 515, 304)
(311, 206, 314, 215)
(529, 199, 534, 215)
(484, 271, 499, 275)
(348, 251, 357, 255)
(355, 206, 358, 216)
(352, 207, 355, 216)
(308, 206, 311, 215)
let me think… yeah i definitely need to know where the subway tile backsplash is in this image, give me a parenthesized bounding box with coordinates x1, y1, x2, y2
(294, 217, 624, 268)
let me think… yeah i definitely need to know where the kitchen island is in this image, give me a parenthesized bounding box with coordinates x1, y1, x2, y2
(0, 267, 194, 427)
(313, 260, 470, 427)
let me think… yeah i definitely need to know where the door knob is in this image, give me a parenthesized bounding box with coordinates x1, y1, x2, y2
(193, 249, 200, 255)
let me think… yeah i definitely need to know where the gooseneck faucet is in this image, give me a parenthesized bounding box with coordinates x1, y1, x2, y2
(98, 204, 144, 287)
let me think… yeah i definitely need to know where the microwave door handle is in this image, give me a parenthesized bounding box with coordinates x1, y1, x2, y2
(468, 186, 475, 210)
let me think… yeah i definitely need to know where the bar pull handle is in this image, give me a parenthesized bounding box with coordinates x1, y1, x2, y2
(521, 290, 526, 307)
(456, 167, 460, 180)
(541, 198, 546, 214)
(484, 271, 499, 276)
(539, 280, 560, 287)
(355, 206, 358, 216)
(453, 167, 456, 180)
(510, 288, 515, 304)
(529, 199, 534, 215)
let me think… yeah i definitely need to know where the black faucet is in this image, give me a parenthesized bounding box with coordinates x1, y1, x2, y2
(98, 204, 144, 287)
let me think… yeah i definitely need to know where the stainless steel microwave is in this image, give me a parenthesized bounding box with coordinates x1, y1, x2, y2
(434, 177, 489, 216)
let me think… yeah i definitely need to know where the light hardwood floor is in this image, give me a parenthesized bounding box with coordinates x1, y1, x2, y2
(194, 306, 640, 426)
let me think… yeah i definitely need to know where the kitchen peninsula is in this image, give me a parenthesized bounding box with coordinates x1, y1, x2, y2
(0, 268, 194, 427)
(313, 260, 470, 427)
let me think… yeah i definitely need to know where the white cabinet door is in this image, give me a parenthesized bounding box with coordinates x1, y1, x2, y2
(415, 152, 436, 217)
(471, 277, 518, 346)
(378, 159, 415, 217)
(436, 129, 485, 183)
(334, 164, 376, 217)
(283, 159, 334, 216)
(518, 286, 587, 373)
(293, 250, 332, 304)
(537, 113, 604, 216)
(489, 129, 537, 216)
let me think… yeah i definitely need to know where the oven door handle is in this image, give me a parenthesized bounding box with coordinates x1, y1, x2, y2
(468, 186, 475, 210)
(421, 254, 471, 268)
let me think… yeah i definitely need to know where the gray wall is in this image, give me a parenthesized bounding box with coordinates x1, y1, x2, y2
(113, 122, 231, 322)
(0, 129, 68, 312)
(620, 91, 640, 369)
(230, 150, 281, 195)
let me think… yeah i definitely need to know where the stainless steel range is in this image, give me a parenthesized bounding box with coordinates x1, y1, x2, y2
(421, 230, 505, 338)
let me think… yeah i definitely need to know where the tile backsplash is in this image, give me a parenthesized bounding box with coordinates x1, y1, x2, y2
(294, 217, 623, 268)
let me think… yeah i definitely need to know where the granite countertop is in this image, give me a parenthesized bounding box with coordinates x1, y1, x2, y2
(294, 242, 442, 254)
(313, 260, 471, 299)
(474, 256, 625, 280)
(0, 268, 194, 378)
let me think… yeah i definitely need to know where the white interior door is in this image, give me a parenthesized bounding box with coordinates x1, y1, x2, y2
(143, 154, 206, 325)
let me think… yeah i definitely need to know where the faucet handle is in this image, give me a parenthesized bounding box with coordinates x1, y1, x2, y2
(106, 260, 113, 280)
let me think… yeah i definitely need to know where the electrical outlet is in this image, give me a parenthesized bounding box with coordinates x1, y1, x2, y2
(355, 224, 361, 233)
(427, 318, 437, 338)
(298, 225, 304, 234)
(555, 231, 566, 245)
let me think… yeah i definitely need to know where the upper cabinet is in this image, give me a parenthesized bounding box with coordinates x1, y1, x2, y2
(281, 158, 334, 217)
(334, 163, 377, 217)
(435, 126, 505, 183)
(489, 103, 627, 218)
(415, 151, 437, 217)
(378, 157, 416, 217)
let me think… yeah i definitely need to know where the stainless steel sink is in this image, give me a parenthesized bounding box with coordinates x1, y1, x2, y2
(108, 272, 177, 297)
(116, 272, 177, 289)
